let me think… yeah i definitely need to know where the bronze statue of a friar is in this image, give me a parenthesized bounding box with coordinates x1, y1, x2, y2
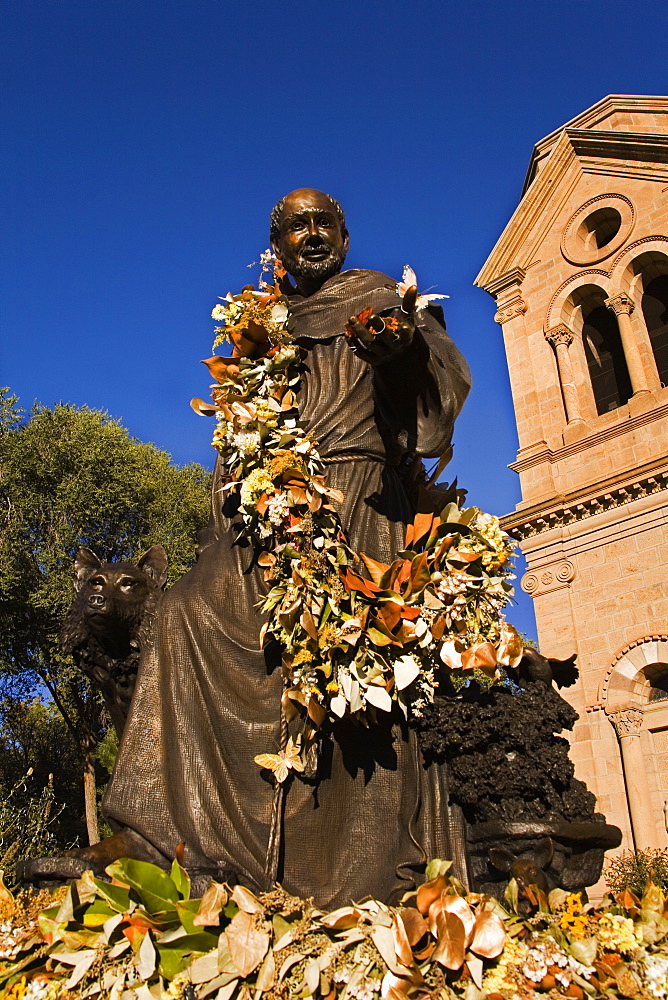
(28, 189, 472, 906)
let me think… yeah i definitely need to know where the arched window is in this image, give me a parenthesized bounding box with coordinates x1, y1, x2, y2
(581, 299, 632, 414)
(641, 274, 668, 386)
(646, 663, 668, 704)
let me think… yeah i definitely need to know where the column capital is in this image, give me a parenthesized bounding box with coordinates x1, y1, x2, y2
(609, 708, 644, 737)
(606, 292, 635, 317)
(545, 324, 574, 349)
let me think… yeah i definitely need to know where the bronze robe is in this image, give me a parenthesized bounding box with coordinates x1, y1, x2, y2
(104, 269, 471, 908)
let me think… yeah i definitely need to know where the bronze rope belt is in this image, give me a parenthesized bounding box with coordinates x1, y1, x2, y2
(322, 454, 385, 464)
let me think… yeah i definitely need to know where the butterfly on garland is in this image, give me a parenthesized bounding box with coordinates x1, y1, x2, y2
(254, 736, 305, 784)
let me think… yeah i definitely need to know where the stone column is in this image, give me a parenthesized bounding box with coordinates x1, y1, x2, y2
(609, 708, 660, 850)
(545, 324, 583, 424)
(606, 292, 657, 395)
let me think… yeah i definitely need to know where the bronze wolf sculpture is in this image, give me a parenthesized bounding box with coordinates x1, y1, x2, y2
(61, 546, 168, 737)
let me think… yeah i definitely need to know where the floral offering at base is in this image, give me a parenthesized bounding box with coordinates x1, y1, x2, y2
(1, 859, 667, 999)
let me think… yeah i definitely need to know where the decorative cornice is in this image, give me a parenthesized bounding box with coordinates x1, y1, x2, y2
(522, 559, 575, 596)
(606, 291, 635, 316)
(510, 400, 668, 473)
(485, 268, 526, 298)
(608, 709, 644, 738)
(501, 468, 668, 539)
(522, 96, 668, 191)
(545, 324, 574, 349)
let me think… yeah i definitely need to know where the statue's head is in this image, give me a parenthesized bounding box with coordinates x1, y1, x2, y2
(270, 188, 349, 292)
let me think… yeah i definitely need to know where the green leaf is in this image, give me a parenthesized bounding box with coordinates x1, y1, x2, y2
(425, 859, 453, 880)
(106, 858, 181, 913)
(157, 932, 220, 980)
(569, 937, 597, 966)
(93, 878, 132, 913)
(170, 858, 191, 901)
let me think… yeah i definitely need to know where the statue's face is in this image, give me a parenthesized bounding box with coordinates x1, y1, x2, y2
(272, 189, 348, 287)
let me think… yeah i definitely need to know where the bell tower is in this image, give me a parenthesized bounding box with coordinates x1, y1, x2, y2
(476, 95, 668, 859)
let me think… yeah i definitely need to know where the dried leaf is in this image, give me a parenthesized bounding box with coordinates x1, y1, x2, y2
(496, 623, 524, 668)
(360, 552, 391, 584)
(190, 949, 220, 984)
(461, 642, 499, 676)
(416, 875, 447, 916)
(399, 908, 428, 946)
(442, 895, 475, 946)
(194, 882, 228, 926)
(191, 397, 220, 417)
(225, 911, 270, 977)
(365, 684, 392, 712)
(391, 913, 414, 967)
(320, 906, 358, 930)
(469, 908, 506, 959)
(432, 911, 466, 970)
(278, 952, 305, 982)
(304, 957, 321, 994)
(135, 928, 157, 979)
(255, 947, 276, 993)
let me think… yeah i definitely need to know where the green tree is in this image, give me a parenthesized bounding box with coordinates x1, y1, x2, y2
(0, 389, 212, 847)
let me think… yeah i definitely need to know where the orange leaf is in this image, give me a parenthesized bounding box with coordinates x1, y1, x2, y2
(416, 875, 448, 916)
(432, 911, 466, 970)
(190, 397, 220, 417)
(391, 913, 416, 968)
(470, 908, 506, 959)
(461, 642, 498, 675)
(342, 569, 381, 598)
(411, 512, 436, 547)
(201, 356, 238, 383)
(307, 697, 326, 727)
(360, 552, 391, 585)
(399, 907, 429, 946)
(442, 895, 475, 946)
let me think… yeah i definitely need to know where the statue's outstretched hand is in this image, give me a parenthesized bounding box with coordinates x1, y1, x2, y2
(345, 285, 417, 365)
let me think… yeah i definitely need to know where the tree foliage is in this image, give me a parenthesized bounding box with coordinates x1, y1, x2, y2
(0, 389, 212, 843)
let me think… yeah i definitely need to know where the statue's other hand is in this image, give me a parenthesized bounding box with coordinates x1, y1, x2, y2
(345, 285, 417, 366)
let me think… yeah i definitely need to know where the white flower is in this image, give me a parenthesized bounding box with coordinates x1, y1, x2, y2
(266, 494, 290, 526)
(645, 954, 668, 998)
(231, 429, 261, 455)
(211, 303, 227, 320)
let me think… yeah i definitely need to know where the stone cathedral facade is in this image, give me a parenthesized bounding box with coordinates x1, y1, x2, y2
(476, 95, 668, 861)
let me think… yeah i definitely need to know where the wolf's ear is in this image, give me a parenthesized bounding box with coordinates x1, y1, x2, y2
(74, 548, 102, 591)
(137, 545, 169, 589)
(488, 847, 515, 874)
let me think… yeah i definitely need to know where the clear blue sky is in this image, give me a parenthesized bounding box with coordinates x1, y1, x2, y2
(2, 0, 667, 642)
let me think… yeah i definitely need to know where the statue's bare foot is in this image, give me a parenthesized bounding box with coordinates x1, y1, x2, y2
(16, 828, 169, 886)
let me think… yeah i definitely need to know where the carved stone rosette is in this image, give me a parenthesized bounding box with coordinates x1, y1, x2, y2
(522, 559, 576, 596)
(494, 294, 528, 325)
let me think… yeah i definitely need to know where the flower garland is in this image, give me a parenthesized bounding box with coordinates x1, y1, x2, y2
(191, 255, 523, 773)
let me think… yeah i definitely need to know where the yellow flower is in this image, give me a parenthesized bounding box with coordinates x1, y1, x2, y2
(596, 913, 642, 956)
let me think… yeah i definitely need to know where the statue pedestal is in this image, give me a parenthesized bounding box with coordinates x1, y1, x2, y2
(466, 819, 622, 898)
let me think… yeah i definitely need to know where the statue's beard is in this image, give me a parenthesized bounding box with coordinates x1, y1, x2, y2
(280, 243, 346, 284)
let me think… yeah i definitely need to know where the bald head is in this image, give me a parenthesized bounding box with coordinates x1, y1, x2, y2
(269, 189, 346, 243)
(269, 188, 349, 295)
